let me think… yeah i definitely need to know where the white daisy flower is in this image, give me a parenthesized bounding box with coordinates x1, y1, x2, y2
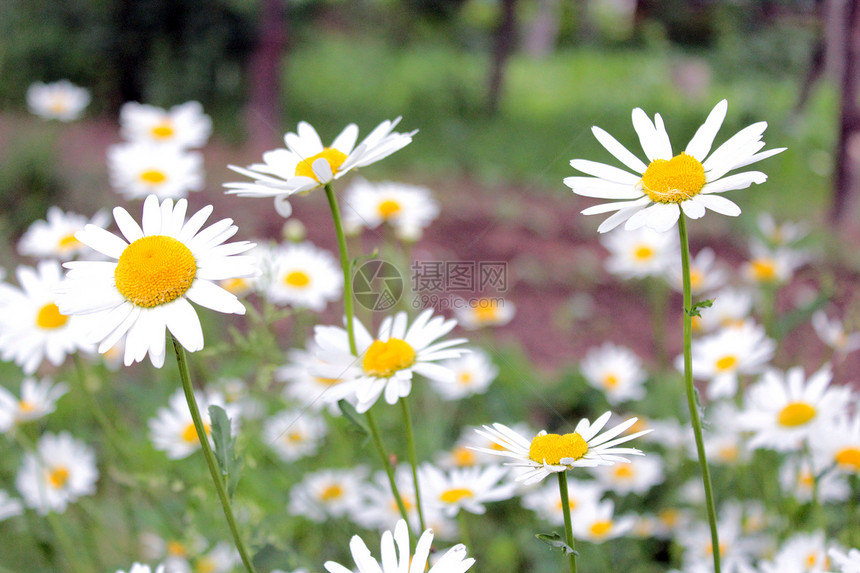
(666, 247, 728, 295)
(324, 519, 475, 573)
(520, 478, 605, 526)
(0, 489, 24, 521)
(677, 509, 759, 573)
(830, 547, 860, 573)
(342, 178, 440, 239)
(263, 408, 327, 462)
(354, 464, 419, 532)
(471, 412, 652, 485)
(217, 240, 272, 298)
(682, 321, 776, 399)
(590, 455, 664, 495)
(452, 298, 515, 330)
(55, 195, 257, 368)
(420, 463, 516, 517)
(108, 142, 204, 200)
(119, 101, 212, 148)
(16, 431, 98, 514)
(565, 99, 785, 233)
(779, 456, 850, 504)
(311, 308, 468, 413)
(430, 348, 498, 401)
(757, 213, 808, 248)
(810, 412, 860, 475)
(696, 287, 755, 333)
(0, 260, 94, 373)
(580, 342, 647, 404)
(435, 423, 536, 469)
(148, 389, 240, 460)
(742, 241, 807, 286)
(697, 403, 750, 466)
(17, 206, 110, 261)
(225, 118, 417, 208)
(26, 80, 90, 121)
(115, 564, 165, 573)
(0, 377, 68, 432)
(276, 345, 362, 414)
(263, 242, 342, 310)
(192, 542, 238, 573)
(812, 311, 860, 357)
(288, 467, 367, 523)
(600, 226, 679, 279)
(759, 530, 837, 573)
(739, 365, 852, 452)
(572, 499, 635, 543)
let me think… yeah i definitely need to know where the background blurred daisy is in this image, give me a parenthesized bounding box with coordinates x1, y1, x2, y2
(276, 345, 362, 413)
(17, 206, 110, 261)
(571, 499, 635, 543)
(420, 463, 516, 517)
(812, 310, 860, 357)
(580, 342, 647, 405)
(108, 142, 204, 200)
(590, 454, 665, 495)
(452, 298, 515, 330)
(521, 478, 605, 526)
(600, 226, 679, 279)
(16, 431, 98, 514)
(119, 101, 212, 149)
(263, 242, 342, 310)
(56, 195, 257, 368)
(148, 389, 240, 460)
(565, 99, 785, 233)
(666, 247, 728, 295)
(431, 348, 498, 400)
(288, 467, 367, 523)
(0, 377, 68, 432)
(342, 178, 440, 240)
(26, 80, 90, 121)
(810, 413, 860, 475)
(262, 408, 327, 462)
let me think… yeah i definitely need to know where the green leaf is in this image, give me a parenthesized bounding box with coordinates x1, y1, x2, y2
(208, 405, 243, 498)
(686, 298, 714, 318)
(338, 399, 370, 437)
(535, 532, 578, 555)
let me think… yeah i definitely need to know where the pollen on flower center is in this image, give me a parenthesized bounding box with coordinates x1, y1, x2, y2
(777, 402, 817, 427)
(284, 270, 311, 287)
(19, 400, 36, 413)
(151, 122, 175, 139)
(320, 484, 344, 501)
(362, 338, 417, 378)
(440, 488, 474, 503)
(181, 422, 211, 443)
(528, 432, 589, 465)
(453, 447, 475, 466)
(458, 372, 474, 385)
(48, 466, 70, 488)
(36, 302, 69, 329)
(58, 234, 81, 251)
(613, 464, 635, 479)
(715, 355, 738, 372)
(114, 235, 197, 308)
(835, 446, 860, 470)
(139, 169, 168, 185)
(294, 147, 348, 182)
(640, 153, 706, 204)
(633, 246, 654, 261)
(750, 259, 777, 281)
(378, 199, 401, 219)
(589, 520, 613, 537)
(603, 374, 619, 389)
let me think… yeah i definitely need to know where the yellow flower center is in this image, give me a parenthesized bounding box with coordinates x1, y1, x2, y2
(589, 520, 613, 538)
(835, 446, 860, 471)
(659, 509, 679, 528)
(362, 338, 416, 378)
(139, 169, 168, 185)
(718, 445, 739, 462)
(714, 355, 737, 372)
(613, 464, 635, 479)
(750, 258, 777, 282)
(195, 557, 215, 573)
(707, 542, 729, 556)
(49, 97, 69, 114)
(452, 446, 476, 466)
(528, 432, 588, 465)
(473, 304, 499, 323)
(457, 372, 474, 385)
(690, 269, 703, 289)
(320, 484, 344, 501)
(221, 277, 249, 295)
(777, 402, 817, 427)
(602, 374, 619, 389)
(19, 400, 36, 413)
(440, 488, 474, 504)
(799, 469, 814, 487)
(114, 235, 197, 308)
(36, 302, 69, 329)
(640, 153, 707, 203)
(315, 376, 341, 387)
(284, 270, 311, 288)
(286, 431, 304, 443)
(378, 199, 402, 219)
(58, 233, 81, 251)
(48, 466, 70, 489)
(166, 541, 187, 556)
(555, 498, 578, 512)
(294, 148, 348, 182)
(633, 245, 655, 261)
(181, 422, 211, 443)
(151, 122, 175, 139)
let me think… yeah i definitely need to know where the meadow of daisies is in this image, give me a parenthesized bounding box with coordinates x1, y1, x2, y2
(1, 75, 860, 573)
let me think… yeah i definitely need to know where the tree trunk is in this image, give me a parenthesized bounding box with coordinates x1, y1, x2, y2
(830, 0, 860, 225)
(487, 0, 518, 116)
(246, 0, 288, 146)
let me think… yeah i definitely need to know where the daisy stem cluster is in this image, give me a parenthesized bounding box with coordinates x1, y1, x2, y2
(678, 215, 721, 573)
(171, 336, 258, 573)
(557, 472, 578, 573)
(324, 183, 357, 355)
(364, 408, 412, 526)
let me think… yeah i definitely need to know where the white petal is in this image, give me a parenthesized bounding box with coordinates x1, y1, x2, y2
(695, 194, 741, 216)
(581, 196, 650, 215)
(164, 298, 204, 352)
(569, 159, 640, 184)
(624, 202, 679, 233)
(591, 126, 648, 173)
(631, 108, 672, 161)
(596, 204, 646, 233)
(113, 207, 144, 243)
(564, 176, 643, 199)
(312, 157, 334, 184)
(701, 171, 767, 194)
(77, 225, 128, 259)
(185, 280, 246, 315)
(680, 199, 706, 219)
(141, 195, 162, 236)
(684, 99, 728, 160)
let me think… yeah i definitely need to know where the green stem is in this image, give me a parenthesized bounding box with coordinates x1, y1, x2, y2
(71, 355, 128, 460)
(45, 511, 88, 573)
(364, 408, 411, 527)
(172, 337, 258, 573)
(457, 510, 473, 552)
(324, 183, 357, 355)
(557, 472, 578, 573)
(678, 215, 721, 573)
(399, 397, 426, 532)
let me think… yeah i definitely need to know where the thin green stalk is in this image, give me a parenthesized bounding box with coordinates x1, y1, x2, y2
(678, 215, 721, 573)
(364, 408, 411, 526)
(45, 511, 88, 573)
(172, 337, 258, 573)
(399, 397, 426, 532)
(557, 472, 578, 573)
(71, 355, 127, 460)
(324, 183, 357, 355)
(457, 510, 473, 553)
